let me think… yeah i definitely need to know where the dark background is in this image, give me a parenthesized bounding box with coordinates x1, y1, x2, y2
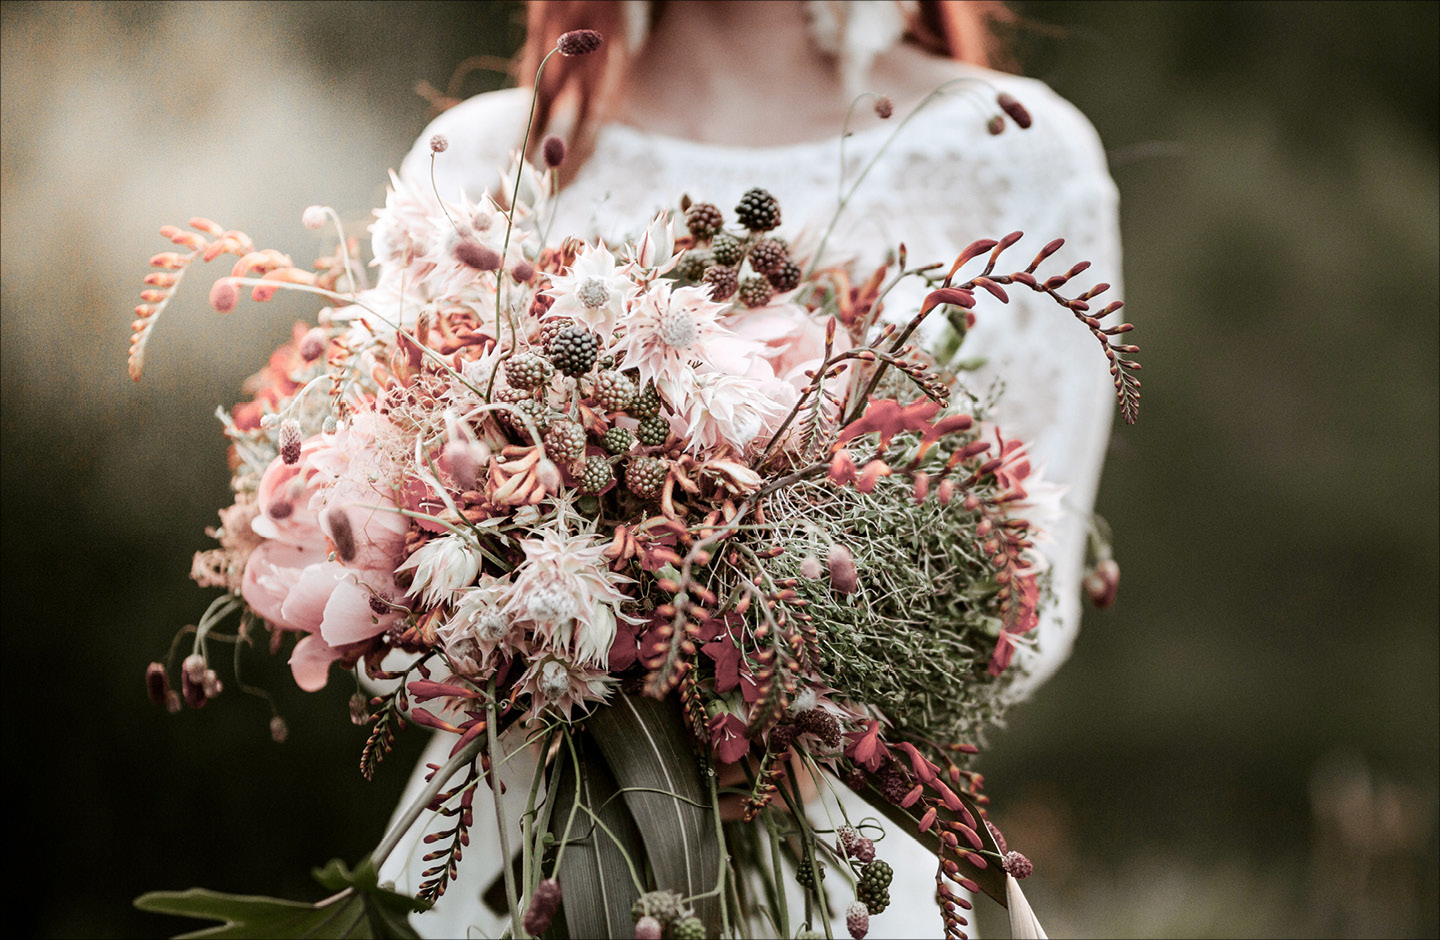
(2, 2, 1435, 937)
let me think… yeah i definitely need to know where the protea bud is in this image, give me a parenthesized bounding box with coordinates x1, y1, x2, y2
(523, 878, 563, 935)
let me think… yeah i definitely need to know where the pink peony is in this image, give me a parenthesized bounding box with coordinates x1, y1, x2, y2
(241, 412, 409, 691)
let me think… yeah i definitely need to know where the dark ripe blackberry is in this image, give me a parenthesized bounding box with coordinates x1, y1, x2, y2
(795, 857, 825, 892)
(602, 426, 636, 455)
(671, 917, 705, 940)
(735, 187, 781, 232)
(738, 275, 775, 309)
(577, 456, 614, 493)
(636, 414, 670, 447)
(685, 202, 724, 239)
(711, 231, 744, 267)
(626, 456, 667, 499)
(504, 351, 553, 391)
(628, 382, 662, 419)
(748, 238, 788, 275)
(538, 317, 575, 350)
(794, 708, 843, 748)
(631, 890, 688, 927)
(675, 248, 715, 282)
(592, 369, 637, 412)
(702, 264, 738, 301)
(546, 324, 599, 376)
(767, 260, 802, 292)
(543, 418, 586, 464)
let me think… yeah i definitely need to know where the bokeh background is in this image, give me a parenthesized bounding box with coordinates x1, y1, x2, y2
(2, 1, 1435, 937)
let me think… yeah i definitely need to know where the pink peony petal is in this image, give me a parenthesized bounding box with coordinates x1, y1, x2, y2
(319, 576, 395, 647)
(279, 561, 349, 633)
(242, 540, 328, 629)
(289, 633, 343, 691)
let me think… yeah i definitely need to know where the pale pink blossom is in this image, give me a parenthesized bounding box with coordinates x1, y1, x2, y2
(610, 280, 756, 397)
(542, 243, 636, 334)
(504, 530, 638, 666)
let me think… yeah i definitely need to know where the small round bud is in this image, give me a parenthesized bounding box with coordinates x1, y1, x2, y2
(209, 278, 239, 313)
(202, 668, 223, 698)
(523, 878, 563, 935)
(541, 135, 567, 168)
(269, 715, 289, 743)
(873, 96, 894, 119)
(429, 133, 449, 154)
(181, 654, 207, 709)
(996, 92, 1032, 129)
(322, 415, 338, 434)
(454, 239, 502, 271)
(301, 205, 329, 230)
(556, 29, 603, 56)
(512, 260, 536, 283)
(846, 901, 870, 939)
(349, 691, 370, 725)
(987, 115, 1006, 136)
(299, 326, 328, 361)
(799, 555, 823, 580)
(1003, 851, 1034, 879)
(634, 916, 662, 940)
(145, 662, 171, 707)
(1084, 558, 1121, 609)
(278, 418, 303, 465)
(827, 544, 858, 595)
(182, 653, 207, 685)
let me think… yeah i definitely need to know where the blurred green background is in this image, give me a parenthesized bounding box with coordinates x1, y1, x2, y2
(1, 2, 1435, 937)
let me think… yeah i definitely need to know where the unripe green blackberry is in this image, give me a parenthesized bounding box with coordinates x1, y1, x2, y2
(685, 202, 724, 239)
(738, 275, 775, 309)
(577, 456, 614, 493)
(735, 187, 781, 232)
(628, 382, 662, 419)
(767, 260, 802, 292)
(630, 890, 687, 927)
(603, 426, 636, 455)
(711, 231, 744, 267)
(702, 264, 738, 301)
(626, 456, 667, 499)
(856, 859, 891, 913)
(672, 916, 705, 940)
(795, 857, 825, 892)
(675, 248, 715, 282)
(543, 418, 586, 464)
(504, 397, 554, 436)
(504, 351, 553, 391)
(592, 369, 637, 412)
(748, 238, 788, 276)
(636, 414, 670, 447)
(546, 324, 598, 377)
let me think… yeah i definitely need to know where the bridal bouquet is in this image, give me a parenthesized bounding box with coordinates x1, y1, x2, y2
(133, 29, 1139, 940)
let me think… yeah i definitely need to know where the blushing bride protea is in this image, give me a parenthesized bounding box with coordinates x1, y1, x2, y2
(504, 529, 640, 668)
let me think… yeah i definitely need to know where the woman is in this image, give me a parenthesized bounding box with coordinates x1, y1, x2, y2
(379, 2, 1120, 936)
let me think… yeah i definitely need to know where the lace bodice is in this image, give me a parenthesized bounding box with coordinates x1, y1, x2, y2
(382, 67, 1121, 940)
(404, 69, 1120, 700)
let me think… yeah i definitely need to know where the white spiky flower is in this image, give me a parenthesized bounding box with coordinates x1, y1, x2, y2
(396, 533, 483, 608)
(543, 243, 637, 334)
(678, 367, 788, 455)
(438, 575, 519, 674)
(610, 280, 754, 397)
(517, 654, 615, 721)
(505, 530, 639, 666)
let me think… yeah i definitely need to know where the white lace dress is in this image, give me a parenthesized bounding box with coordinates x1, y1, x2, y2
(378, 65, 1120, 939)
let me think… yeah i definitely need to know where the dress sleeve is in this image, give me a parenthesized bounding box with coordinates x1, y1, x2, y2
(398, 87, 535, 202)
(874, 74, 1123, 701)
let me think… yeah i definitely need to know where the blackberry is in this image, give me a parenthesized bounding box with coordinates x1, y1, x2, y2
(626, 456, 667, 499)
(602, 426, 636, 455)
(738, 275, 775, 309)
(636, 414, 670, 447)
(538, 317, 575, 350)
(592, 369, 637, 412)
(628, 382, 662, 419)
(795, 857, 825, 892)
(711, 231, 744, 266)
(672, 917, 705, 940)
(767, 260, 802, 292)
(631, 890, 687, 927)
(577, 456, 614, 493)
(675, 248, 715, 282)
(794, 708, 843, 748)
(543, 418, 586, 464)
(508, 398, 554, 437)
(504, 351, 553, 391)
(735, 187, 781, 232)
(748, 238, 788, 276)
(702, 264, 738, 301)
(546, 324, 598, 377)
(685, 202, 724, 239)
(845, 902, 870, 940)
(856, 860, 892, 914)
